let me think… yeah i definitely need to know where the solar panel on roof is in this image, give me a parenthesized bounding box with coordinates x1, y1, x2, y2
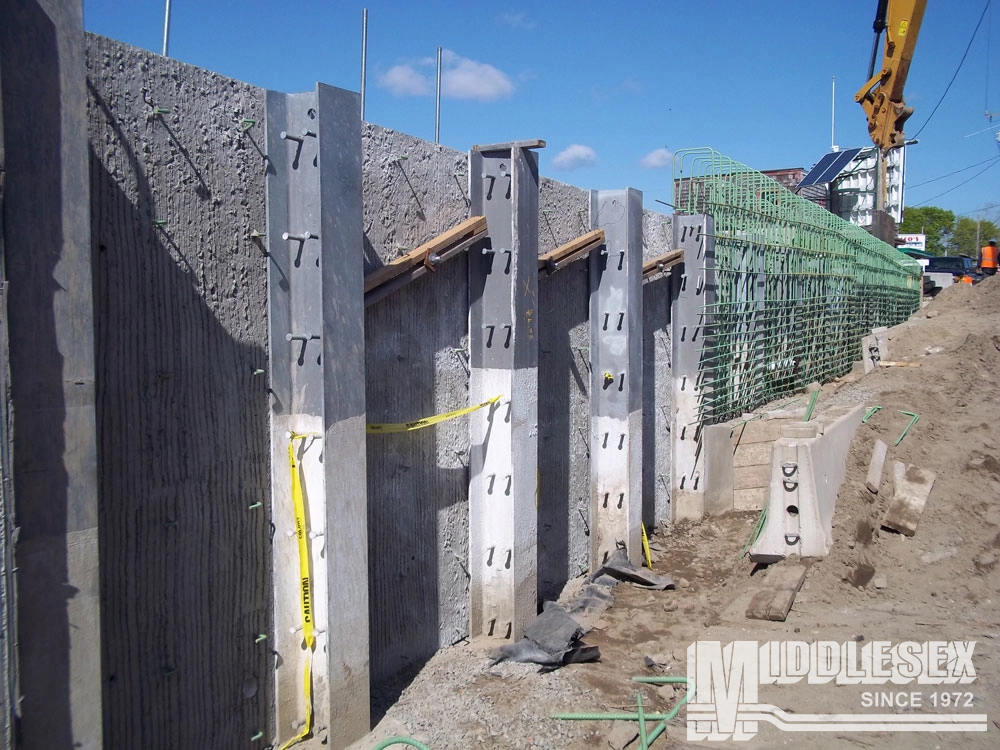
(798, 147, 864, 187)
(818, 148, 863, 183)
(798, 152, 841, 187)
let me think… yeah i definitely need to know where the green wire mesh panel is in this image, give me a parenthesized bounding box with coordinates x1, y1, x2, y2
(673, 148, 921, 424)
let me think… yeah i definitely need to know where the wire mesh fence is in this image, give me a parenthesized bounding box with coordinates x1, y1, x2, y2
(673, 148, 922, 424)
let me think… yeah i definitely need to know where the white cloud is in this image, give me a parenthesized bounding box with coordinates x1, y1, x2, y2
(640, 148, 673, 169)
(377, 51, 514, 102)
(500, 12, 535, 29)
(621, 78, 641, 94)
(441, 50, 515, 101)
(377, 64, 431, 96)
(552, 144, 598, 171)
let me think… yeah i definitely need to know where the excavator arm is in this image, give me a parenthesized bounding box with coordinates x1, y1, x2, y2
(855, 0, 927, 153)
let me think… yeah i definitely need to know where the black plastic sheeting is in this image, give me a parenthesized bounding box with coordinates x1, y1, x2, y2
(491, 546, 675, 669)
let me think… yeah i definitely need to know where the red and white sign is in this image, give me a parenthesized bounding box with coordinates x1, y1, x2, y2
(897, 234, 926, 252)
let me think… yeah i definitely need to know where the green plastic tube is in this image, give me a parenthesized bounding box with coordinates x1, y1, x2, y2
(371, 738, 432, 750)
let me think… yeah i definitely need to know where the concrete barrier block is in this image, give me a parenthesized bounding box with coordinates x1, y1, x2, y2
(861, 327, 890, 373)
(750, 405, 865, 562)
(882, 462, 936, 536)
(781, 423, 820, 439)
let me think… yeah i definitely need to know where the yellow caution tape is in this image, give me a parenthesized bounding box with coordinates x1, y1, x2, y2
(641, 523, 653, 570)
(366, 395, 501, 434)
(280, 433, 316, 750)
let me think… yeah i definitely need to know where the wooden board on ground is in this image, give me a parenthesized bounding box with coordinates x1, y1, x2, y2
(882, 461, 936, 536)
(745, 562, 809, 621)
(865, 439, 888, 494)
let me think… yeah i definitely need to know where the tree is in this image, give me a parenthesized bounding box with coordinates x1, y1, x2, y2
(951, 217, 1000, 257)
(899, 205, 955, 256)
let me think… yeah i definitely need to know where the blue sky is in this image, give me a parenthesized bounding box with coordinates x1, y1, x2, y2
(83, 1, 999, 220)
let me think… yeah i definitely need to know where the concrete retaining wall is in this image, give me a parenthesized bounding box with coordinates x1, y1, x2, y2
(86, 34, 273, 747)
(362, 136, 672, 685)
(5, 30, 682, 745)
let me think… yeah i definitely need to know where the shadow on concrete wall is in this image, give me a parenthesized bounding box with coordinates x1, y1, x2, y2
(1, 2, 72, 745)
(88, 78, 272, 747)
(642, 275, 673, 529)
(365, 263, 469, 721)
(537, 267, 590, 601)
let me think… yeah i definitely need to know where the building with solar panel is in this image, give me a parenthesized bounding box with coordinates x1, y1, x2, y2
(794, 146, 905, 229)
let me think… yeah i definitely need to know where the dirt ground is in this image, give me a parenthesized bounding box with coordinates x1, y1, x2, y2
(351, 277, 1000, 750)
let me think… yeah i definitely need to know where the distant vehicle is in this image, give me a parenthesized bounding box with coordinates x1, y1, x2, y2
(924, 256, 982, 287)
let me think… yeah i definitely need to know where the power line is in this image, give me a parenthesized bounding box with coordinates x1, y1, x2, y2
(908, 155, 1000, 188)
(910, 1, 990, 139)
(914, 157, 1000, 205)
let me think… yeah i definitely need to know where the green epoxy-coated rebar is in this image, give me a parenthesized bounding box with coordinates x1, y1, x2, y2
(636, 693, 649, 750)
(894, 410, 919, 446)
(673, 148, 920, 423)
(803, 390, 819, 421)
(741, 504, 768, 558)
(862, 405, 882, 423)
(551, 711, 677, 721)
(633, 677, 695, 747)
(554, 677, 695, 749)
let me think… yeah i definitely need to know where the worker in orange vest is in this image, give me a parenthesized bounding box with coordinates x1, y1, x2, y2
(979, 239, 999, 276)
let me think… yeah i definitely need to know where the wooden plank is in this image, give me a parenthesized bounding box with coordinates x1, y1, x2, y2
(537, 229, 604, 274)
(880, 361, 921, 368)
(642, 249, 683, 278)
(882, 461, 936, 536)
(865, 439, 888, 494)
(746, 563, 809, 621)
(363, 215, 487, 292)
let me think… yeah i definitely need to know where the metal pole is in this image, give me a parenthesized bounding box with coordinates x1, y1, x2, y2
(360, 9, 368, 121)
(162, 0, 172, 57)
(434, 46, 442, 144)
(831, 76, 836, 151)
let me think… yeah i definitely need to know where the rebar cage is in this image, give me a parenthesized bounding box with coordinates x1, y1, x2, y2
(673, 148, 921, 424)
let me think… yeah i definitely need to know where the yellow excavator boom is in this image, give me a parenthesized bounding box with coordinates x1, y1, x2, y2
(855, 0, 927, 153)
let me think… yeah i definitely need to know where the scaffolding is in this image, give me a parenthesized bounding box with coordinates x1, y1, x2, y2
(673, 148, 921, 424)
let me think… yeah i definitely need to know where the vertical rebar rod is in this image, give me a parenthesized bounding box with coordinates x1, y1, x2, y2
(671, 146, 920, 424)
(162, 0, 172, 57)
(434, 46, 442, 144)
(360, 9, 368, 121)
